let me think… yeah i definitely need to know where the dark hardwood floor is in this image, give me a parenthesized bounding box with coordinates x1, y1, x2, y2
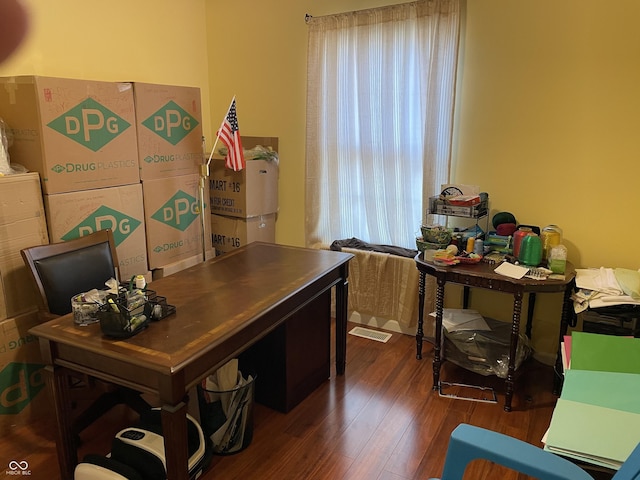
(4, 323, 596, 480)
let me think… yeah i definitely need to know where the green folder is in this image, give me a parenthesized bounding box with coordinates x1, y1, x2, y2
(545, 398, 640, 470)
(546, 333, 640, 470)
(570, 331, 640, 374)
(561, 369, 640, 414)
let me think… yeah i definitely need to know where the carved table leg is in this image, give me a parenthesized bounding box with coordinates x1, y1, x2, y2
(433, 276, 446, 391)
(416, 271, 426, 360)
(554, 279, 575, 395)
(505, 289, 524, 412)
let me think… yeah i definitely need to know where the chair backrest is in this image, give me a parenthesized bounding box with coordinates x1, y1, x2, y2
(21, 229, 120, 316)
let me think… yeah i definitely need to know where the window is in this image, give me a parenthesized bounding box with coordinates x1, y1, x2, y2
(305, 0, 461, 249)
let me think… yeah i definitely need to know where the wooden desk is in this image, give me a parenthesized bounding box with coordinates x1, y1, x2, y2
(414, 253, 576, 412)
(30, 242, 353, 480)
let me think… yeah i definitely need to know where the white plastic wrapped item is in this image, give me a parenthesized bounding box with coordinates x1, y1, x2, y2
(218, 144, 279, 165)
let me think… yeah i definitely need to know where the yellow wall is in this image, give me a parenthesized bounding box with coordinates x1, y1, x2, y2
(3, 0, 639, 358)
(452, 0, 640, 357)
(205, 0, 409, 247)
(208, 0, 640, 269)
(455, 0, 640, 271)
(5, 0, 638, 262)
(0, 0, 212, 141)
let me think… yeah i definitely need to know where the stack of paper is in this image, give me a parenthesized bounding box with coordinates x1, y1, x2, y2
(544, 332, 640, 470)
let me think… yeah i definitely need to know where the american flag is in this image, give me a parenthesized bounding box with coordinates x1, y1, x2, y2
(217, 98, 245, 171)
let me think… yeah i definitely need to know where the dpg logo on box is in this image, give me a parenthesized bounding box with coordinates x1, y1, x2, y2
(0, 363, 45, 415)
(47, 97, 131, 152)
(60, 205, 141, 246)
(151, 190, 201, 252)
(141, 100, 199, 146)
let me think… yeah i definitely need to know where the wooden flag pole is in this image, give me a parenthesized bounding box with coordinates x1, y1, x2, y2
(207, 95, 236, 167)
(199, 95, 238, 260)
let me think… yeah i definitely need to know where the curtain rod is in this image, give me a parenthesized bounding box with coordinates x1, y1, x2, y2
(304, 1, 438, 23)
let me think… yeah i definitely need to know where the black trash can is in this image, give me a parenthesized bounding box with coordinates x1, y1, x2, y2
(197, 369, 256, 455)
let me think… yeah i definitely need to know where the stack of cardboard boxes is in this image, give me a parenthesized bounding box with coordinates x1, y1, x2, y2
(0, 75, 209, 432)
(133, 82, 211, 277)
(0, 76, 149, 283)
(209, 136, 279, 255)
(0, 174, 49, 434)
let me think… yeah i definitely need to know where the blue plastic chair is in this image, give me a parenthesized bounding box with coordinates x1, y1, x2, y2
(430, 423, 640, 480)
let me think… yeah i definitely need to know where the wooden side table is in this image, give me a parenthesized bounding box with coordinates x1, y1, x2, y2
(414, 253, 576, 411)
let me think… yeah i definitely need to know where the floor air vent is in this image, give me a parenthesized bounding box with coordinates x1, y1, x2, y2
(348, 326, 392, 343)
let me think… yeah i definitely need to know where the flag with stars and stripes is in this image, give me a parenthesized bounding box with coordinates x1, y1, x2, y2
(217, 98, 245, 171)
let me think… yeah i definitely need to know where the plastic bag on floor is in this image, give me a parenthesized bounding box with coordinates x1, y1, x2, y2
(442, 313, 532, 378)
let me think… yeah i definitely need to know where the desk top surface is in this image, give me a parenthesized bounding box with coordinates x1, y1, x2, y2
(415, 252, 576, 290)
(30, 243, 353, 377)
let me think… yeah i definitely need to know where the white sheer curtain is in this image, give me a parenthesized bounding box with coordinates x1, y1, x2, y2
(305, 0, 460, 249)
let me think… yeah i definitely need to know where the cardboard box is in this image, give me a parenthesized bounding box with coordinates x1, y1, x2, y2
(209, 136, 278, 218)
(209, 159, 278, 218)
(0, 173, 49, 320)
(0, 76, 139, 194)
(0, 309, 51, 435)
(211, 213, 276, 254)
(133, 83, 203, 181)
(44, 184, 149, 282)
(143, 174, 211, 269)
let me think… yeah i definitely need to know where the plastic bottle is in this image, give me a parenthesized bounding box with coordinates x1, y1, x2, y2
(135, 274, 146, 290)
(541, 225, 562, 261)
(474, 239, 484, 256)
(466, 237, 475, 253)
(548, 244, 568, 274)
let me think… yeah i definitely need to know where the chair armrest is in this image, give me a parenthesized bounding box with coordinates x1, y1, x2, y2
(436, 424, 592, 480)
(613, 441, 640, 479)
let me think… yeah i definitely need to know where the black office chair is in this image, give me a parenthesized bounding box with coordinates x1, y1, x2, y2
(21, 229, 151, 438)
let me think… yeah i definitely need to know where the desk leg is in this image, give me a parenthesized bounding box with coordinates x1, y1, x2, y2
(161, 402, 190, 480)
(553, 281, 575, 395)
(335, 274, 349, 375)
(505, 290, 524, 412)
(416, 271, 426, 360)
(432, 276, 445, 390)
(46, 365, 77, 479)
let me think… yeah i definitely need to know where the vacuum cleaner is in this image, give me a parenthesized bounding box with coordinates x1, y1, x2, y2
(74, 408, 212, 480)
